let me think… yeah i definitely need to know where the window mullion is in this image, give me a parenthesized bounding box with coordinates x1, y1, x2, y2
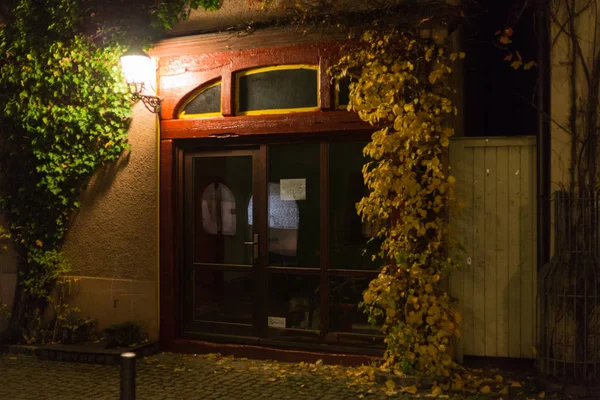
(320, 141, 330, 338)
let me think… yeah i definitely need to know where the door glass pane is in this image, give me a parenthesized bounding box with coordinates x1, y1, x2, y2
(329, 142, 380, 270)
(328, 276, 382, 335)
(266, 273, 320, 331)
(268, 144, 320, 268)
(193, 156, 253, 265)
(193, 268, 254, 324)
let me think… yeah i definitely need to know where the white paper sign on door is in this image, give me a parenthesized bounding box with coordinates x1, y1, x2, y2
(268, 316, 286, 328)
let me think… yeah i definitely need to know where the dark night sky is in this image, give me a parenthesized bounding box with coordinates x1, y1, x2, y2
(462, 0, 538, 137)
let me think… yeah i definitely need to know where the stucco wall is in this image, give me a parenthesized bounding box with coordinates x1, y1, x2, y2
(62, 102, 159, 338)
(549, 1, 599, 254)
(62, 104, 158, 280)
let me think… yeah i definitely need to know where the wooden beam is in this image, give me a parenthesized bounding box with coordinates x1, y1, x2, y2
(160, 111, 370, 139)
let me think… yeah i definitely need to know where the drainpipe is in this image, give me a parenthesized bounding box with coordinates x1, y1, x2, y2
(537, 0, 551, 268)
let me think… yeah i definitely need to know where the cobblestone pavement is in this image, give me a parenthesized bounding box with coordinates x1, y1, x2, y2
(0, 352, 578, 400)
(0, 352, 398, 400)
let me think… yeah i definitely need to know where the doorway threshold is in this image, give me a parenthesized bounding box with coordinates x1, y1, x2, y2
(166, 337, 381, 366)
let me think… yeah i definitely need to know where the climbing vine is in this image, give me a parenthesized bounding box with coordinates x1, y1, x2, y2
(330, 30, 463, 377)
(0, 0, 220, 340)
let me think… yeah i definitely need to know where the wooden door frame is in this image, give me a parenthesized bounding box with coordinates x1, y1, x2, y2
(181, 148, 261, 339)
(161, 132, 393, 348)
(158, 40, 378, 350)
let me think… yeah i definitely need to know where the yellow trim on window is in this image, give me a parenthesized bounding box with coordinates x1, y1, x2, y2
(235, 65, 319, 116)
(177, 80, 222, 119)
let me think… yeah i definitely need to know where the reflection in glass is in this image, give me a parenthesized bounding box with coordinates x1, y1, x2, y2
(268, 144, 320, 267)
(193, 269, 254, 324)
(267, 274, 320, 330)
(329, 141, 380, 270)
(202, 183, 236, 235)
(328, 276, 381, 334)
(193, 156, 253, 265)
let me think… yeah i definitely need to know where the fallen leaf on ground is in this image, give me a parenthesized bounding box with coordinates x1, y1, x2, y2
(429, 385, 442, 396)
(401, 385, 418, 394)
(480, 385, 491, 394)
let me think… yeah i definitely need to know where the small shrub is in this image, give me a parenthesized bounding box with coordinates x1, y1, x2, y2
(104, 321, 143, 348)
(60, 317, 96, 344)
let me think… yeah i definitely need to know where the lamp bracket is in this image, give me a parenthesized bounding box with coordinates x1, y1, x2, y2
(127, 82, 161, 114)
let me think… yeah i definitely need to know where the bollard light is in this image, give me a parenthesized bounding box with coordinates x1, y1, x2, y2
(120, 352, 136, 400)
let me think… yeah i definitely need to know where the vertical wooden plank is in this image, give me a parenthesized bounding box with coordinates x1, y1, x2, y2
(258, 145, 269, 337)
(495, 146, 510, 357)
(320, 142, 330, 338)
(449, 141, 465, 362)
(461, 145, 476, 357)
(508, 146, 522, 358)
(449, 141, 464, 361)
(520, 144, 534, 358)
(159, 139, 176, 348)
(472, 145, 486, 356)
(221, 65, 233, 116)
(319, 57, 333, 110)
(484, 147, 498, 356)
(531, 144, 538, 353)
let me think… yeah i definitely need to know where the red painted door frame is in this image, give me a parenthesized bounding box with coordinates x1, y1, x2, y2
(158, 41, 375, 361)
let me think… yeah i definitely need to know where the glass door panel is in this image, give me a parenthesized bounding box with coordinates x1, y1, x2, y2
(192, 156, 254, 266)
(267, 143, 320, 268)
(329, 141, 380, 271)
(184, 151, 258, 336)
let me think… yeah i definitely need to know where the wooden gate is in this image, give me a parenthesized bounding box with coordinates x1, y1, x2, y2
(449, 136, 537, 359)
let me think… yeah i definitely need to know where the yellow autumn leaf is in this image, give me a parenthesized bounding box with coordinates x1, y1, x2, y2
(385, 380, 396, 390)
(499, 386, 509, 395)
(510, 60, 523, 70)
(459, 52, 466, 59)
(430, 385, 442, 396)
(401, 385, 418, 394)
(452, 379, 464, 390)
(539, 391, 546, 398)
(480, 385, 491, 394)
(495, 375, 503, 383)
(428, 71, 438, 84)
(454, 311, 462, 323)
(524, 61, 536, 70)
(35, 239, 43, 247)
(510, 381, 522, 388)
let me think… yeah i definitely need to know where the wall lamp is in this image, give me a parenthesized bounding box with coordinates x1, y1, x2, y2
(120, 45, 161, 114)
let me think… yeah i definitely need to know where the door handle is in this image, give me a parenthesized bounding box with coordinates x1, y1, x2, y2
(244, 233, 259, 262)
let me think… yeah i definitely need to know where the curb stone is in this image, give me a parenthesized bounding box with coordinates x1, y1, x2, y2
(3, 340, 158, 365)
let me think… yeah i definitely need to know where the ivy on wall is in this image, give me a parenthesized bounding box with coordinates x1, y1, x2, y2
(330, 30, 463, 377)
(0, 0, 220, 340)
